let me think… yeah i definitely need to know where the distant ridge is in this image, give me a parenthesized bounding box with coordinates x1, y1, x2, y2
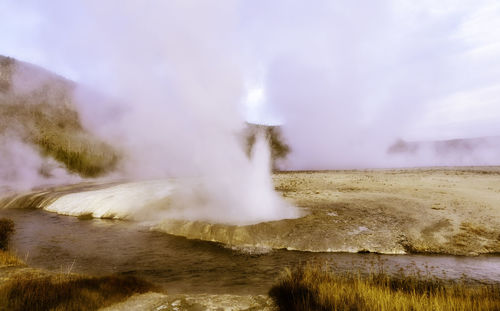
(388, 136, 500, 155)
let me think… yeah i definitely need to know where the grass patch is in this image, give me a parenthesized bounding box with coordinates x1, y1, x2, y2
(0, 273, 157, 311)
(269, 263, 500, 311)
(0, 251, 23, 266)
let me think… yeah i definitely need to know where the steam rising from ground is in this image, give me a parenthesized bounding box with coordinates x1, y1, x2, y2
(43, 134, 298, 225)
(0, 0, 301, 224)
(1, 1, 500, 222)
(0, 134, 79, 192)
(166, 133, 297, 224)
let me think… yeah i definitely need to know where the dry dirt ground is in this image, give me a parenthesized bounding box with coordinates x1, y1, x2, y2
(158, 168, 500, 256)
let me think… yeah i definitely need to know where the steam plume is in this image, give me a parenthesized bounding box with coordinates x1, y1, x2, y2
(1, 1, 500, 195)
(0, 0, 301, 224)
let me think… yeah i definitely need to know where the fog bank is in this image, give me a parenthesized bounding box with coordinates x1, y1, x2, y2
(1, 1, 500, 183)
(0, 0, 302, 224)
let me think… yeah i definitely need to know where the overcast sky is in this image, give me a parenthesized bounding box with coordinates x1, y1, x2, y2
(1, 0, 499, 169)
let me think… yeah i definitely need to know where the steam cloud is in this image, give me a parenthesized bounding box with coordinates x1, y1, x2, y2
(0, 0, 301, 224)
(0, 1, 500, 220)
(238, 0, 500, 169)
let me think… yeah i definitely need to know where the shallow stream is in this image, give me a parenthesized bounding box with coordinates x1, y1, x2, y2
(1, 208, 499, 295)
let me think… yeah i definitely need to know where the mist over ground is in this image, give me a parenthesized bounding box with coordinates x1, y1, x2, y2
(239, 0, 500, 169)
(1, 0, 500, 180)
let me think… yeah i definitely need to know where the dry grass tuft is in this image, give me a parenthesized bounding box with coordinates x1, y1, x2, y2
(0, 251, 24, 267)
(269, 263, 500, 311)
(0, 273, 157, 311)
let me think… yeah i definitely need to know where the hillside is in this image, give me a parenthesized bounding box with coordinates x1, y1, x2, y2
(0, 55, 119, 179)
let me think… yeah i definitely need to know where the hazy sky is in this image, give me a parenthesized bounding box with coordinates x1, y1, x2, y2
(1, 0, 499, 169)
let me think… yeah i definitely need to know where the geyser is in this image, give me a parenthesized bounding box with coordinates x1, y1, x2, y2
(4, 133, 300, 226)
(163, 133, 300, 225)
(0, 0, 302, 225)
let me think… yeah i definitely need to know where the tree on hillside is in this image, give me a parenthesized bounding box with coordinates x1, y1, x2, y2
(243, 123, 291, 171)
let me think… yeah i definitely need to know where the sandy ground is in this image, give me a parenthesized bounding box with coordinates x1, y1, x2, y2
(157, 168, 500, 255)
